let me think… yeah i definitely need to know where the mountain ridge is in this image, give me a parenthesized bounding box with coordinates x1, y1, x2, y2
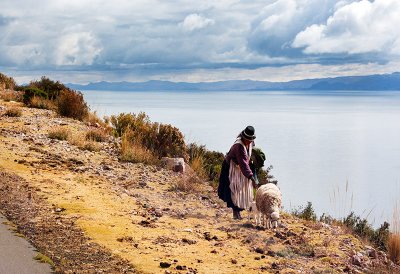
(67, 72, 400, 91)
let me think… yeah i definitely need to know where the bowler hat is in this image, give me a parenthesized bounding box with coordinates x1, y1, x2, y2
(241, 126, 256, 140)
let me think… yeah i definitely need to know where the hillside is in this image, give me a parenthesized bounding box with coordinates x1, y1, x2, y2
(0, 99, 399, 273)
(67, 72, 400, 92)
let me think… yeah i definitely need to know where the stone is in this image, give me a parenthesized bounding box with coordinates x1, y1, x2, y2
(160, 157, 185, 173)
(352, 255, 362, 267)
(160, 262, 171, 268)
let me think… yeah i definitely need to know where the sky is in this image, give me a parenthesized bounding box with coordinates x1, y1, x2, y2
(1, 0, 400, 84)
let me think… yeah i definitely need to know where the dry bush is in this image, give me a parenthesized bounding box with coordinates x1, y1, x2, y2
(56, 89, 88, 121)
(110, 112, 188, 160)
(0, 90, 22, 102)
(29, 96, 55, 110)
(170, 171, 203, 193)
(120, 129, 158, 165)
(4, 107, 22, 117)
(67, 131, 101, 152)
(48, 127, 70, 141)
(389, 204, 400, 264)
(68, 132, 85, 148)
(86, 128, 108, 142)
(189, 155, 207, 179)
(83, 141, 101, 152)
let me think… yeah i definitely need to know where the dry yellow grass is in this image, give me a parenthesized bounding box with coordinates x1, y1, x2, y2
(4, 106, 22, 117)
(389, 203, 400, 264)
(120, 129, 158, 165)
(29, 97, 55, 110)
(48, 126, 70, 141)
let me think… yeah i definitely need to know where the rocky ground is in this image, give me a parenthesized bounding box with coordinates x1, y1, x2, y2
(0, 99, 399, 274)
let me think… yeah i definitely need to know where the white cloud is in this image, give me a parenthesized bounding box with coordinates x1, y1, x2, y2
(292, 0, 400, 55)
(55, 32, 101, 65)
(247, 0, 339, 57)
(181, 14, 214, 32)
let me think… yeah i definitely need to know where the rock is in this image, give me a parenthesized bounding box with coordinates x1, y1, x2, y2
(254, 247, 264, 254)
(160, 262, 171, 268)
(366, 246, 377, 259)
(160, 157, 185, 173)
(352, 254, 363, 266)
(176, 265, 186, 270)
(182, 238, 197, 245)
(231, 259, 237, 264)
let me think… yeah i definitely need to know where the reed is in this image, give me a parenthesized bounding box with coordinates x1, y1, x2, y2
(388, 203, 400, 264)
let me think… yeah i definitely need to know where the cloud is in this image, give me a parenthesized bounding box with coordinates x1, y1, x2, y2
(247, 0, 338, 57)
(181, 14, 214, 32)
(292, 0, 400, 56)
(0, 0, 399, 82)
(55, 32, 102, 65)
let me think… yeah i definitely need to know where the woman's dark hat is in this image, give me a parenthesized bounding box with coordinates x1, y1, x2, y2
(241, 126, 256, 140)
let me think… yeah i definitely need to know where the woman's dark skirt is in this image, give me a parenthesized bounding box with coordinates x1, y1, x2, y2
(218, 159, 243, 211)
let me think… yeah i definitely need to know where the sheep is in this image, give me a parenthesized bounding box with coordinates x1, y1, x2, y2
(255, 183, 282, 229)
(247, 200, 261, 226)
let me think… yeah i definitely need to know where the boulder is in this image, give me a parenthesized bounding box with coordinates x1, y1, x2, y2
(160, 157, 185, 173)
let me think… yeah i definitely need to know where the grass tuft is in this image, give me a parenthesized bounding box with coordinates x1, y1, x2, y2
(86, 128, 108, 142)
(48, 127, 70, 141)
(389, 204, 400, 264)
(33, 252, 55, 267)
(4, 107, 22, 117)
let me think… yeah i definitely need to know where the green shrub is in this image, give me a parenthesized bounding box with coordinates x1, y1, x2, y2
(188, 143, 224, 183)
(22, 87, 48, 105)
(56, 89, 88, 120)
(29, 76, 68, 100)
(157, 123, 188, 160)
(343, 212, 389, 250)
(292, 201, 317, 221)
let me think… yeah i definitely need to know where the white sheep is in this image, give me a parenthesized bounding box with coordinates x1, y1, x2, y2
(247, 200, 261, 226)
(255, 183, 282, 229)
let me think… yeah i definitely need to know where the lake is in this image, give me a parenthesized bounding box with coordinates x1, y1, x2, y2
(82, 89, 400, 226)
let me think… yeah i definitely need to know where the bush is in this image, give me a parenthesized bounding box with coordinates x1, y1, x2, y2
(0, 90, 22, 102)
(187, 143, 224, 183)
(120, 128, 158, 165)
(157, 123, 188, 160)
(110, 112, 188, 161)
(29, 76, 68, 100)
(29, 96, 55, 110)
(4, 107, 22, 117)
(343, 212, 390, 250)
(22, 87, 48, 105)
(0, 72, 16, 90)
(292, 202, 317, 221)
(48, 127, 70, 141)
(56, 89, 88, 120)
(257, 165, 278, 185)
(170, 171, 203, 193)
(86, 128, 108, 142)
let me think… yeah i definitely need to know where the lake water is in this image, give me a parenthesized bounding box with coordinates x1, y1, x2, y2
(82, 90, 400, 226)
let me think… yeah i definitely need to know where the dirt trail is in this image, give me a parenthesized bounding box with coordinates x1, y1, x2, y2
(0, 100, 397, 273)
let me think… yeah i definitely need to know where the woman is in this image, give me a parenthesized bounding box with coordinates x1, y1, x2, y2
(218, 126, 257, 219)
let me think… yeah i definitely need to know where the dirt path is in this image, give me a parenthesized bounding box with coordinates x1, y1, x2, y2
(0, 214, 53, 274)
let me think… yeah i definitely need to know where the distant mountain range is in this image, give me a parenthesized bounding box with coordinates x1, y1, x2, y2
(67, 72, 400, 91)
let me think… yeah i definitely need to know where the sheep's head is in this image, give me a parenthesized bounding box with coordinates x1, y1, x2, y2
(270, 211, 280, 228)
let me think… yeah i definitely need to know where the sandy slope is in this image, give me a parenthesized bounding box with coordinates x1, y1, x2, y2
(0, 100, 398, 274)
